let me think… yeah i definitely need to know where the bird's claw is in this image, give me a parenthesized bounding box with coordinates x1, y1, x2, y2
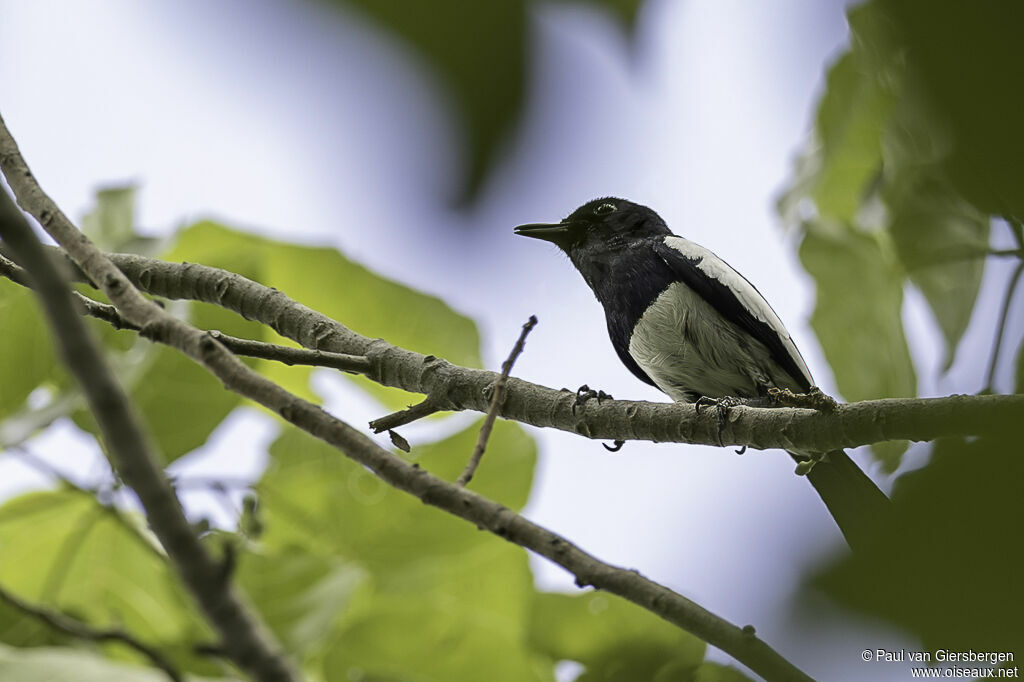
(694, 395, 744, 446)
(767, 386, 838, 413)
(572, 384, 613, 415)
(603, 440, 625, 452)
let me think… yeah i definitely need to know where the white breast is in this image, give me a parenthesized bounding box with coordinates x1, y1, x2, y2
(628, 281, 809, 402)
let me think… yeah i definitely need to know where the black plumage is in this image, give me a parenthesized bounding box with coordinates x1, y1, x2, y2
(515, 197, 889, 551)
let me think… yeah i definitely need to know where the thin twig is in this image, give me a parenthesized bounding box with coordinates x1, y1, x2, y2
(1, 257, 371, 374)
(369, 397, 441, 433)
(0, 582, 183, 682)
(456, 315, 537, 486)
(1007, 217, 1023, 250)
(205, 331, 372, 373)
(984, 260, 1024, 392)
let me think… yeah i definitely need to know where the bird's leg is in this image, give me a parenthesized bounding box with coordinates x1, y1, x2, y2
(694, 395, 746, 446)
(568, 385, 624, 451)
(767, 386, 838, 412)
(571, 384, 614, 415)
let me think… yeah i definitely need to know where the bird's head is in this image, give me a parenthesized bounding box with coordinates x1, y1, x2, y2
(514, 198, 670, 255)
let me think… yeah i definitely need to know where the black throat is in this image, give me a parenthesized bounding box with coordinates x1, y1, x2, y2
(568, 236, 677, 387)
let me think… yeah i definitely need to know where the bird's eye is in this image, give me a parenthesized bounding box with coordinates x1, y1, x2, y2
(594, 203, 617, 215)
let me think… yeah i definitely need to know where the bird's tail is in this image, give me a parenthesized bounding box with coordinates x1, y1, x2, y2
(796, 449, 891, 552)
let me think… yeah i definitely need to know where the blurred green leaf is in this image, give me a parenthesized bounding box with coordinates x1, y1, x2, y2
(337, 0, 523, 203)
(689, 662, 751, 682)
(325, 0, 643, 204)
(257, 414, 548, 680)
(237, 548, 366, 662)
(0, 491, 212, 669)
(799, 225, 914, 469)
(258, 417, 534, 571)
(170, 221, 482, 411)
(70, 300, 257, 463)
(322, 544, 546, 682)
(80, 185, 136, 250)
(887, 177, 990, 369)
(813, 427, 1024, 654)
(0, 643, 221, 682)
(529, 591, 706, 681)
(799, 226, 915, 402)
(775, 0, 1024, 469)
(810, 48, 893, 222)
(879, 0, 1024, 219)
(0, 279, 56, 419)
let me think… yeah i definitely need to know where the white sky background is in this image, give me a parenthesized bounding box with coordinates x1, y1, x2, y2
(1, 1, 1021, 680)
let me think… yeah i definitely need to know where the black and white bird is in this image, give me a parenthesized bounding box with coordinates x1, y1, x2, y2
(515, 197, 889, 551)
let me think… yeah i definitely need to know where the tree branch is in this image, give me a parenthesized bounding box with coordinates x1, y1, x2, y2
(1, 123, 813, 681)
(2, 253, 372, 374)
(0, 582, 183, 682)
(0, 114, 298, 682)
(27, 248, 1021, 452)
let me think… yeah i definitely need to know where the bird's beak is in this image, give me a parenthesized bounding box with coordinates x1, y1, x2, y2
(514, 221, 575, 245)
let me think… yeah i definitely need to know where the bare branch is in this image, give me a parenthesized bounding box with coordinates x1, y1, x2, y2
(32, 249, 1018, 452)
(369, 397, 442, 433)
(0, 113, 298, 682)
(2, 254, 371, 374)
(457, 315, 537, 486)
(0, 583, 183, 682)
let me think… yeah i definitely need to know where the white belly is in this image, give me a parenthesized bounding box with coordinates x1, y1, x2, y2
(627, 282, 800, 402)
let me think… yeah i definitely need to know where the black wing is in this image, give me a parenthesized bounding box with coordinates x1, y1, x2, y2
(653, 238, 813, 392)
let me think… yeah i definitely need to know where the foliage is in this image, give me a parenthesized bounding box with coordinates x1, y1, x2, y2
(781, 0, 1024, 659)
(324, 0, 645, 203)
(0, 210, 746, 678)
(778, 0, 1019, 469)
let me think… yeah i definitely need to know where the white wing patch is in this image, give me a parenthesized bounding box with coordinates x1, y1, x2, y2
(660, 236, 813, 388)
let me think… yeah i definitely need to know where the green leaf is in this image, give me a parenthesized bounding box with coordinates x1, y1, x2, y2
(887, 177, 990, 369)
(237, 548, 367, 662)
(257, 417, 542, 679)
(0, 491, 211, 667)
(878, 0, 1024, 218)
(528, 591, 705, 681)
(334, 0, 525, 203)
(0, 279, 56, 419)
(70, 301, 254, 463)
(0, 644, 212, 682)
(322, 544, 545, 682)
(813, 427, 1024, 654)
(169, 221, 482, 411)
(317, 1, 642, 204)
(689, 662, 752, 682)
(799, 225, 915, 469)
(259, 417, 534, 571)
(799, 226, 916, 403)
(80, 185, 137, 250)
(810, 44, 894, 221)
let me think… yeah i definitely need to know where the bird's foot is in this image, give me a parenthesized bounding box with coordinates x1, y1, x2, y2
(571, 384, 614, 415)
(767, 386, 838, 413)
(694, 395, 745, 446)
